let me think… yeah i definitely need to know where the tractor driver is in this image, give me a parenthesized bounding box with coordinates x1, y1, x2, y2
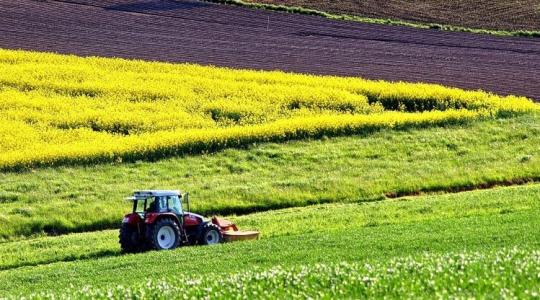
(146, 197, 158, 213)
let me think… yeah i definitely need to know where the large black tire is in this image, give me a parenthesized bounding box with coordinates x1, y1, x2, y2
(198, 223, 223, 245)
(119, 223, 143, 253)
(146, 218, 181, 250)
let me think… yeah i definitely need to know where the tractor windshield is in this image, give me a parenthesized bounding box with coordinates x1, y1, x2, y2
(166, 195, 182, 215)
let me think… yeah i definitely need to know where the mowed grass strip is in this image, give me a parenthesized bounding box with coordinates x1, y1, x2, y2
(0, 184, 539, 296)
(0, 114, 539, 240)
(1, 183, 539, 271)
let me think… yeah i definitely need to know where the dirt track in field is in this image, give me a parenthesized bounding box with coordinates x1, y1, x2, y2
(1, 0, 539, 100)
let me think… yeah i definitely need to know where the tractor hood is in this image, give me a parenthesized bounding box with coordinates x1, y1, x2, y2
(184, 212, 204, 221)
(122, 212, 142, 225)
(183, 212, 205, 226)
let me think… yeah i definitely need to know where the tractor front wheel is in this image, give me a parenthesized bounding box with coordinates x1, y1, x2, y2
(147, 218, 181, 250)
(119, 224, 142, 253)
(199, 223, 223, 245)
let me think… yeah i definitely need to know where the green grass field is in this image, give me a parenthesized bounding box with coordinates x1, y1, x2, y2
(1, 183, 539, 297)
(1, 113, 539, 241)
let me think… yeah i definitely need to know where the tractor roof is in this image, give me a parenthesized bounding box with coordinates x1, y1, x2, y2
(129, 190, 181, 200)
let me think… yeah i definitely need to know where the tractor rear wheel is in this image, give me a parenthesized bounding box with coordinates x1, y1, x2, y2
(119, 224, 142, 253)
(146, 218, 181, 250)
(198, 223, 223, 245)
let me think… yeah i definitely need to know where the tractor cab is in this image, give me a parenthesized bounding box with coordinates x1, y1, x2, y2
(129, 190, 184, 218)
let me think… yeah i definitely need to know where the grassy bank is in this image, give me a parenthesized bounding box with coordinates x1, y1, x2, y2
(0, 113, 539, 240)
(1, 183, 539, 296)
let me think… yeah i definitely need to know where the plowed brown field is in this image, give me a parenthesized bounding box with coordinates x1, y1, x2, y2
(1, 0, 539, 100)
(245, 0, 540, 31)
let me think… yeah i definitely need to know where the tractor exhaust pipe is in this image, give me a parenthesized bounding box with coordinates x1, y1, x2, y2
(184, 192, 190, 212)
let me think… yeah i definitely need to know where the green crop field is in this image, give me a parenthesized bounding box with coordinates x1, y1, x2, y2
(19, 248, 540, 299)
(1, 184, 540, 297)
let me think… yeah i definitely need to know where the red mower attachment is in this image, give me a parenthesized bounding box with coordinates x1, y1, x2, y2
(212, 217, 260, 242)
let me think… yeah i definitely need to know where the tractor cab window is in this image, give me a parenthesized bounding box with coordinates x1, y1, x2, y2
(157, 196, 168, 213)
(134, 200, 146, 213)
(167, 195, 182, 215)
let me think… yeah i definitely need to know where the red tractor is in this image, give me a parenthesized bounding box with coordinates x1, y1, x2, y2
(119, 190, 257, 252)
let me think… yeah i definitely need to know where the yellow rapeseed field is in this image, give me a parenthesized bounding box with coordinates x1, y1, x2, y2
(0, 49, 537, 170)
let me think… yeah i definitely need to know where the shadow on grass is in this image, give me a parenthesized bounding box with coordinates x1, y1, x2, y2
(0, 249, 120, 272)
(385, 177, 540, 198)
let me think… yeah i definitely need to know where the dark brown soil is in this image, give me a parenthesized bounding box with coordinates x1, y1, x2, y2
(1, 0, 539, 100)
(245, 0, 540, 32)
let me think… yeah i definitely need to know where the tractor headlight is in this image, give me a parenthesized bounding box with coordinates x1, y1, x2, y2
(122, 217, 129, 223)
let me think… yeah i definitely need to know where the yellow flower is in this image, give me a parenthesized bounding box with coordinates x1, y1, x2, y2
(0, 48, 537, 170)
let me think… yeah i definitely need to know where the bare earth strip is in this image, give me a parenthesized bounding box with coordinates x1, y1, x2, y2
(0, 0, 539, 100)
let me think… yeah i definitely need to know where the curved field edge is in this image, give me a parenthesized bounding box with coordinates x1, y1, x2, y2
(203, 0, 540, 37)
(0, 49, 536, 171)
(0, 111, 487, 171)
(0, 183, 539, 272)
(0, 113, 539, 240)
(20, 248, 540, 299)
(1, 183, 540, 296)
